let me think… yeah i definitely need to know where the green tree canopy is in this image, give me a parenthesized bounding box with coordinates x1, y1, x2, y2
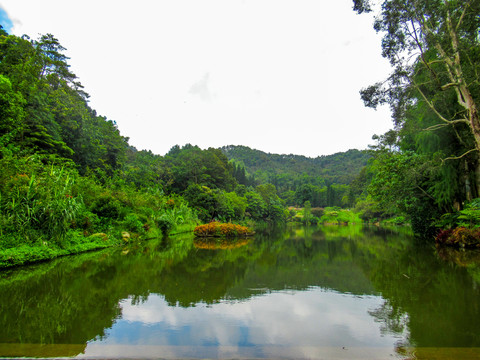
(354, 0, 480, 194)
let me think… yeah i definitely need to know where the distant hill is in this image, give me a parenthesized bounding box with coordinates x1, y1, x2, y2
(221, 145, 370, 185)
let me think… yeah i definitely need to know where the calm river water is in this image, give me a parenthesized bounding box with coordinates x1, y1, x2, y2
(1, 225, 480, 359)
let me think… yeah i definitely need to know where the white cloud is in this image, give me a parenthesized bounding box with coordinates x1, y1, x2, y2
(189, 72, 213, 102)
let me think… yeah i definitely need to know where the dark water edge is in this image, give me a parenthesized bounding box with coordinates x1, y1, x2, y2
(1, 224, 480, 359)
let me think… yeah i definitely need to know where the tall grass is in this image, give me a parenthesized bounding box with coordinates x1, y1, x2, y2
(156, 199, 198, 236)
(0, 163, 84, 247)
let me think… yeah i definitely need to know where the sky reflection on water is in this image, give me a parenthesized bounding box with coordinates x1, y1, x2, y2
(83, 288, 407, 359)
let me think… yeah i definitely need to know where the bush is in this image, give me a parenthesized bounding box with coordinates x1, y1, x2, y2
(355, 199, 383, 222)
(451, 198, 480, 228)
(407, 198, 439, 239)
(311, 207, 324, 218)
(157, 213, 175, 236)
(436, 227, 480, 248)
(71, 210, 100, 235)
(123, 214, 145, 233)
(90, 196, 123, 220)
(194, 222, 254, 237)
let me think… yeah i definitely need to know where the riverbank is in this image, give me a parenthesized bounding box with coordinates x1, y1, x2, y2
(0, 225, 196, 269)
(0, 234, 113, 268)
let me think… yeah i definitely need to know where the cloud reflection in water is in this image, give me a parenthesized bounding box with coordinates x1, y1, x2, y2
(83, 287, 408, 359)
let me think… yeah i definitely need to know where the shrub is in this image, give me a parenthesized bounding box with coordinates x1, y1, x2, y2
(157, 213, 175, 236)
(71, 210, 100, 235)
(90, 196, 122, 220)
(436, 227, 480, 248)
(123, 214, 145, 233)
(319, 207, 362, 224)
(456, 198, 480, 228)
(194, 222, 254, 237)
(321, 207, 340, 223)
(311, 207, 324, 218)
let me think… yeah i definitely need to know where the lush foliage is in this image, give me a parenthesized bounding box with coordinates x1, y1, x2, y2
(433, 198, 480, 247)
(320, 207, 363, 225)
(352, 0, 480, 238)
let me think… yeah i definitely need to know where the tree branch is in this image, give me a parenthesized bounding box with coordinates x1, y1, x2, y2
(420, 15, 469, 109)
(455, 1, 471, 33)
(452, 121, 469, 147)
(415, 185, 437, 202)
(413, 81, 469, 125)
(423, 119, 469, 131)
(442, 148, 478, 163)
(441, 82, 461, 91)
(409, 18, 438, 81)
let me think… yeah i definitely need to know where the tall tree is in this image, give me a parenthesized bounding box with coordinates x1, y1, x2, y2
(353, 0, 480, 194)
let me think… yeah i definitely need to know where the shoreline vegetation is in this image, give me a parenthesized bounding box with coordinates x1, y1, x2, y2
(1, 151, 478, 270)
(1, 197, 479, 270)
(0, 196, 409, 270)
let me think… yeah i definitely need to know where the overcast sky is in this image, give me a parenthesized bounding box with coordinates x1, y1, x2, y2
(0, 0, 393, 157)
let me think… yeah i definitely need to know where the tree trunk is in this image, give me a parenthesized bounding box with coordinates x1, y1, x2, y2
(465, 159, 473, 201)
(463, 89, 480, 197)
(474, 158, 480, 198)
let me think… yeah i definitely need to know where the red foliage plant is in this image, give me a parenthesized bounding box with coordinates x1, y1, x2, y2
(435, 227, 480, 248)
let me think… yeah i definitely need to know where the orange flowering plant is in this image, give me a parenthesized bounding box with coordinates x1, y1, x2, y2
(436, 227, 480, 248)
(194, 222, 254, 238)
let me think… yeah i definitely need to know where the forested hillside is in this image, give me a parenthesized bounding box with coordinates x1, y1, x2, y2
(222, 145, 370, 207)
(222, 145, 370, 185)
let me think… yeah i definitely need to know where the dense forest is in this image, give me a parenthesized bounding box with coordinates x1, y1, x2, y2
(1, 0, 480, 267)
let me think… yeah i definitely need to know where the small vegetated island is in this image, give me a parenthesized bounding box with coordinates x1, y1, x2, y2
(194, 222, 255, 238)
(193, 222, 254, 250)
(1, 0, 480, 268)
